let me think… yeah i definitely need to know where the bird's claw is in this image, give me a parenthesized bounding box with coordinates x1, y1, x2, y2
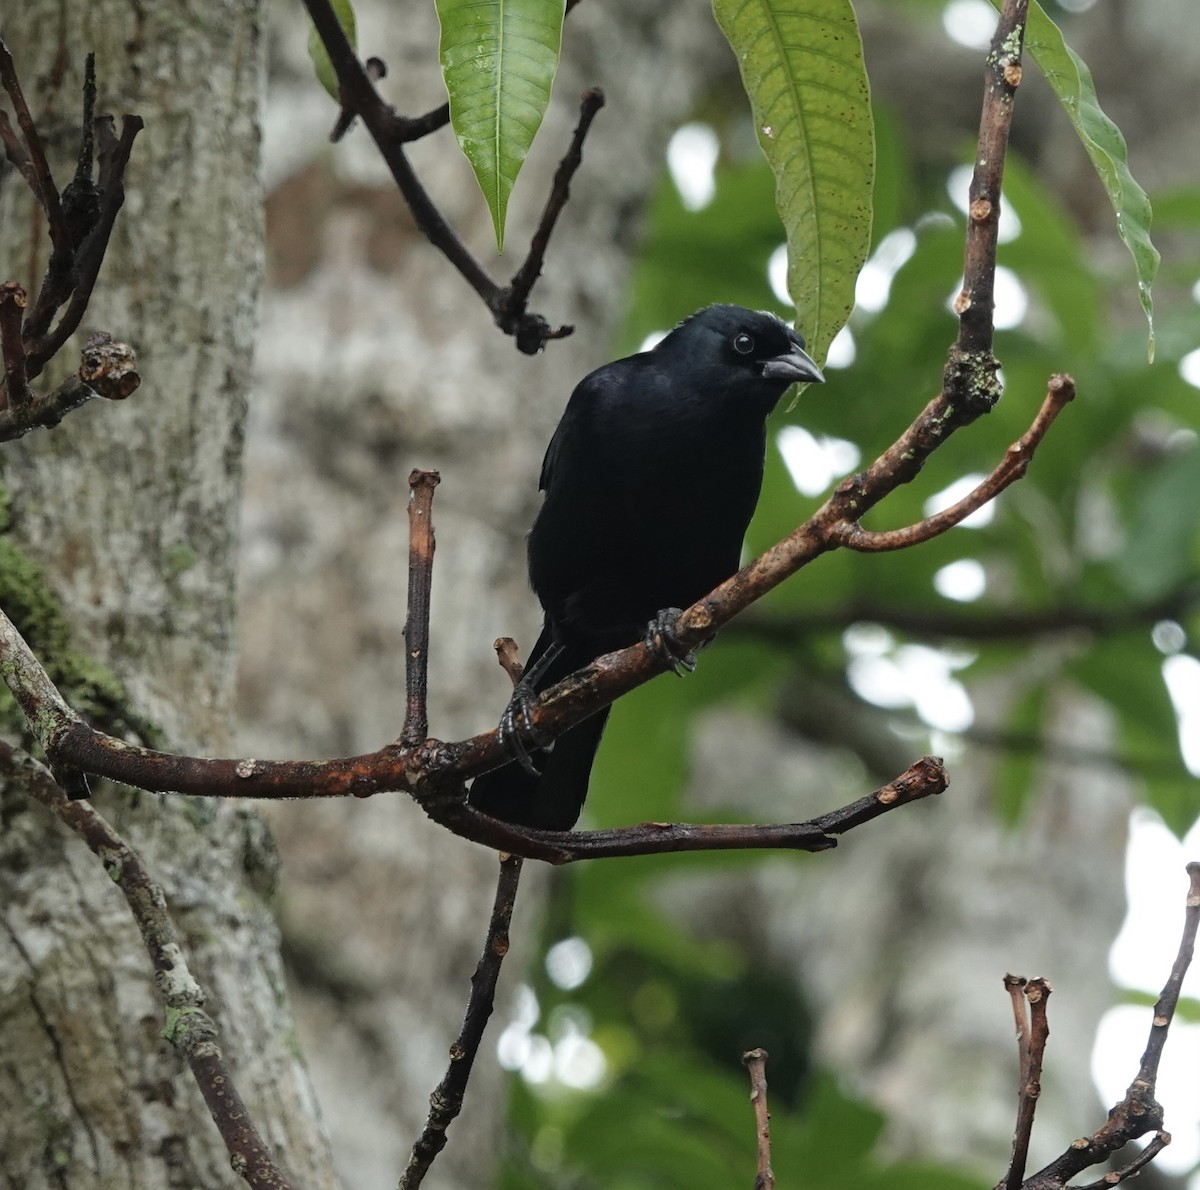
(645, 608, 697, 677)
(497, 680, 555, 777)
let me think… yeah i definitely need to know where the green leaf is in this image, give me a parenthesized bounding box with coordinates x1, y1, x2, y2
(435, 0, 565, 252)
(307, 0, 356, 100)
(713, 0, 875, 364)
(995, 0, 1159, 356)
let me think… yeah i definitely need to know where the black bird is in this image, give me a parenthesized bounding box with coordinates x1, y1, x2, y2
(469, 304, 824, 831)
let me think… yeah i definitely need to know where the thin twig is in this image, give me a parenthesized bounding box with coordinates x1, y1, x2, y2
(1003, 977, 1050, 1190)
(400, 854, 523, 1188)
(1072, 1132, 1171, 1189)
(401, 469, 440, 746)
(1135, 860, 1200, 1082)
(0, 37, 69, 252)
(0, 109, 38, 193)
(0, 281, 30, 406)
(943, 0, 1029, 411)
(25, 114, 144, 374)
(60, 54, 103, 253)
(496, 87, 606, 352)
(0, 741, 294, 1190)
(330, 54, 387, 142)
(742, 1049, 775, 1190)
(1004, 974, 1030, 1071)
(493, 636, 527, 686)
(832, 376, 1074, 553)
(302, 0, 501, 299)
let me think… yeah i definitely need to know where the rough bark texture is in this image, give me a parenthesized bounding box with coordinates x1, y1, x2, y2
(240, 4, 737, 1185)
(0, 4, 338, 1188)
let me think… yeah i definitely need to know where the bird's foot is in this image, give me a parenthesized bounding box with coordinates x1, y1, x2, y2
(497, 679, 556, 777)
(645, 608, 697, 677)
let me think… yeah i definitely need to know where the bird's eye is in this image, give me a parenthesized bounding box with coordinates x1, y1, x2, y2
(732, 332, 755, 355)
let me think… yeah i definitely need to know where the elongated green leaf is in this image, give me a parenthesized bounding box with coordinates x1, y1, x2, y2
(994, 0, 1159, 356)
(713, 0, 875, 364)
(307, 0, 356, 100)
(435, 0, 564, 252)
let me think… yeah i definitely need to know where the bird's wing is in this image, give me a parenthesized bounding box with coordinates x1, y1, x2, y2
(538, 362, 624, 494)
(538, 425, 560, 493)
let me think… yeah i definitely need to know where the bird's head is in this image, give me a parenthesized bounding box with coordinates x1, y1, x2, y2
(657, 304, 824, 412)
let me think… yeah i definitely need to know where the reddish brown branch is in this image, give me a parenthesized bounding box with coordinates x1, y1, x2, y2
(1003, 974, 1030, 1076)
(833, 376, 1074, 553)
(391, 754, 945, 864)
(1002, 977, 1051, 1190)
(0, 592, 945, 855)
(400, 855, 523, 1188)
(742, 1049, 775, 1190)
(493, 636, 526, 686)
(1, 742, 293, 1190)
(402, 469, 440, 746)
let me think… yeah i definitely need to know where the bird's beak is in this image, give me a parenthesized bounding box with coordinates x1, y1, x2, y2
(762, 342, 824, 385)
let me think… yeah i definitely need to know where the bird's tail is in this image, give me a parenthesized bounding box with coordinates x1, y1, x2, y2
(468, 624, 609, 831)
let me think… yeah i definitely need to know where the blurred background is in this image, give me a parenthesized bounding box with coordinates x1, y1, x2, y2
(239, 0, 1200, 1186)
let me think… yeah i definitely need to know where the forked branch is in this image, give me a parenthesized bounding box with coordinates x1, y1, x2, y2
(997, 863, 1199, 1189)
(301, 0, 601, 354)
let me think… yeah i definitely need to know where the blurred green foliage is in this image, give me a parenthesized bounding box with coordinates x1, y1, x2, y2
(492, 11, 1200, 1186)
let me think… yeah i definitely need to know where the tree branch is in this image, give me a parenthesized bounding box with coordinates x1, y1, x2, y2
(496, 87, 606, 353)
(1001, 976, 1050, 1190)
(0, 332, 140, 443)
(943, 0, 1029, 410)
(0, 281, 30, 407)
(0, 41, 142, 416)
(742, 1049, 776, 1190)
(1001, 862, 1200, 1189)
(25, 114, 144, 375)
(0, 742, 294, 1190)
(401, 469, 440, 746)
(831, 376, 1074, 553)
(0, 37, 70, 256)
(400, 854, 523, 1188)
(301, 0, 597, 353)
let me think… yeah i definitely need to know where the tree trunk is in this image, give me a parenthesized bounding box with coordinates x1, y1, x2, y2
(0, 4, 338, 1187)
